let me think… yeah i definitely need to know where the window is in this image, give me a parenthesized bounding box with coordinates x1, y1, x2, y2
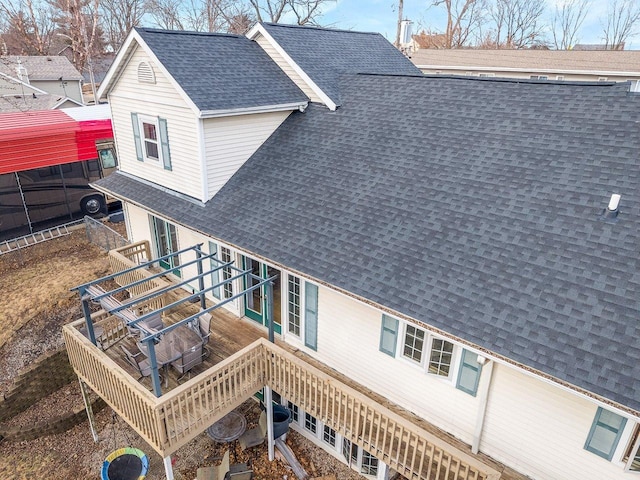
(287, 401, 299, 422)
(220, 246, 233, 299)
(288, 275, 301, 337)
(323, 425, 336, 447)
(150, 215, 180, 275)
(624, 424, 640, 471)
(209, 242, 221, 300)
(556, 75, 565, 81)
(456, 349, 482, 396)
(361, 450, 379, 476)
(584, 407, 627, 460)
(304, 413, 317, 434)
(428, 337, 454, 376)
(142, 119, 159, 160)
(478, 72, 494, 77)
(379, 314, 399, 357)
(131, 113, 172, 170)
(403, 324, 425, 363)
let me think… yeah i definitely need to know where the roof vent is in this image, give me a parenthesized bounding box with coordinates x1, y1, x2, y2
(137, 62, 156, 84)
(604, 193, 621, 219)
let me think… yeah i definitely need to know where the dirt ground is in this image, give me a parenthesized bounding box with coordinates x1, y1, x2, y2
(0, 225, 366, 479)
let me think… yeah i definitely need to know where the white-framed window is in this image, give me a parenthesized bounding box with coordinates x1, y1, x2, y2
(131, 113, 172, 170)
(220, 246, 234, 299)
(287, 401, 299, 422)
(402, 324, 426, 364)
(304, 412, 317, 434)
(323, 425, 336, 447)
(556, 75, 565, 81)
(381, 315, 460, 382)
(287, 274, 301, 337)
(478, 72, 494, 77)
(209, 241, 221, 300)
(361, 450, 379, 476)
(150, 215, 180, 275)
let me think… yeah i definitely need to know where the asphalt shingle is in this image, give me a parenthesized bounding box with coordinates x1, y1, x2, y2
(261, 23, 422, 105)
(97, 75, 640, 413)
(135, 28, 308, 112)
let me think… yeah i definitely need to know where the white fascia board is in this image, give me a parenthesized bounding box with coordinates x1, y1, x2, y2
(0, 72, 47, 94)
(199, 101, 307, 119)
(52, 97, 83, 109)
(97, 31, 201, 116)
(247, 23, 338, 111)
(417, 64, 640, 77)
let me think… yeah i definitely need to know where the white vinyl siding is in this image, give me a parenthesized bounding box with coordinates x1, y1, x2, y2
(481, 363, 634, 480)
(254, 33, 321, 102)
(202, 111, 290, 199)
(109, 46, 202, 199)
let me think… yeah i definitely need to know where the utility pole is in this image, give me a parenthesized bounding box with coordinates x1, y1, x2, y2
(395, 0, 404, 47)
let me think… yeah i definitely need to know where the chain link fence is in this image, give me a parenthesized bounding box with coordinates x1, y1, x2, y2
(84, 215, 129, 252)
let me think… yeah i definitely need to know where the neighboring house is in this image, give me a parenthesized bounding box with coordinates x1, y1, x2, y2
(410, 49, 640, 90)
(0, 56, 84, 111)
(89, 23, 640, 480)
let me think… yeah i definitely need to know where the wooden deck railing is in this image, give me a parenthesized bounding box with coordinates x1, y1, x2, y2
(66, 246, 501, 479)
(65, 326, 501, 479)
(109, 241, 169, 297)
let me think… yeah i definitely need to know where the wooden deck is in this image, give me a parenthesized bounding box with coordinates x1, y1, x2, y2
(63, 241, 530, 480)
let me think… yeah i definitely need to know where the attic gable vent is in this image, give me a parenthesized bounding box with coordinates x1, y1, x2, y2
(137, 62, 156, 84)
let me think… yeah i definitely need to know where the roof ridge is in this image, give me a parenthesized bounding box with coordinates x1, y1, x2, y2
(262, 22, 381, 36)
(135, 27, 242, 38)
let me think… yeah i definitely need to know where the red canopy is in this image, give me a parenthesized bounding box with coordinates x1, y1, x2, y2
(0, 109, 113, 175)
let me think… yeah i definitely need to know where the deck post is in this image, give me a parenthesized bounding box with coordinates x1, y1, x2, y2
(266, 280, 275, 344)
(79, 379, 98, 442)
(163, 455, 175, 480)
(265, 386, 275, 461)
(196, 249, 206, 310)
(146, 339, 163, 397)
(78, 286, 97, 345)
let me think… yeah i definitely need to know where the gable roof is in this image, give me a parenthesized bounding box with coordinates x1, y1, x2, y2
(0, 56, 83, 81)
(96, 75, 640, 414)
(100, 28, 307, 115)
(252, 23, 422, 107)
(411, 49, 640, 76)
(0, 93, 81, 113)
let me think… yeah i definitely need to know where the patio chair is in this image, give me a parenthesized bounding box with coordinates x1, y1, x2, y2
(238, 411, 267, 451)
(228, 462, 253, 480)
(171, 344, 203, 382)
(197, 312, 212, 345)
(196, 449, 229, 480)
(121, 345, 159, 382)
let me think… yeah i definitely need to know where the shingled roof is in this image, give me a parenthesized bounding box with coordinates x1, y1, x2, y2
(96, 75, 640, 413)
(0, 56, 83, 81)
(260, 23, 422, 105)
(134, 28, 308, 112)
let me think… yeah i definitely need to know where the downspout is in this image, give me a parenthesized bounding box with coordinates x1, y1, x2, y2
(472, 358, 494, 454)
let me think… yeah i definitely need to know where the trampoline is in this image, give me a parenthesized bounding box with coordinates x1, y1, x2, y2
(101, 447, 149, 480)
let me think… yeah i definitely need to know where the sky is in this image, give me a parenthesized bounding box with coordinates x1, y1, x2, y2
(306, 0, 637, 49)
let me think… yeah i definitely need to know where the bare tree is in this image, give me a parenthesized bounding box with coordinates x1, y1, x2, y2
(100, 0, 145, 51)
(51, 0, 105, 72)
(246, 0, 333, 25)
(488, 0, 546, 48)
(603, 0, 640, 50)
(0, 0, 56, 55)
(145, 0, 185, 29)
(552, 0, 589, 50)
(431, 0, 486, 48)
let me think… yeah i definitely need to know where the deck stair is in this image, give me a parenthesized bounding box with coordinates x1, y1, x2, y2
(0, 219, 83, 255)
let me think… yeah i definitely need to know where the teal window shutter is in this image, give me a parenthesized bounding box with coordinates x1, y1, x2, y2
(304, 282, 318, 351)
(456, 349, 482, 396)
(209, 241, 221, 300)
(158, 117, 172, 171)
(379, 314, 398, 356)
(584, 407, 627, 460)
(131, 113, 143, 161)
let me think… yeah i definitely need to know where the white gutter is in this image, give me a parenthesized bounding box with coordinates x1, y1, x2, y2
(199, 101, 308, 119)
